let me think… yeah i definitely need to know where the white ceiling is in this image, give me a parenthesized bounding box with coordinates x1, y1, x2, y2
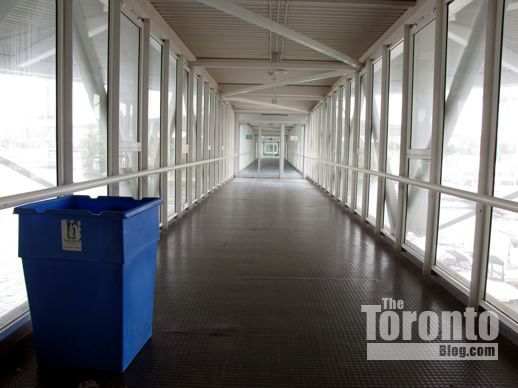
(150, 0, 415, 113)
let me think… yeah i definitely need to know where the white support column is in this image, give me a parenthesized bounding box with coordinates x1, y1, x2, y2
(280, 124, 285, 178)
(203, 83, 210, 195)
(330, 93, 337, 193)
(108, 0, 121, 196)
(342, 81, 351, 205)
(139, 18, 150, 198)
(217, 96, 222, 185)
(195, 76, 203, 200)
(351, 72, 360, 212)
(175, 55, 185, 218)
(258, 127, 262, 173)
(221, 103, 226, 182)
(318, 108, 321, 184)
(376, 45, 390, 235)
(362, 60, 373, 222)
(395, 25, 412, 249)
(209, 91, 215, 191)
(159, 40, 170, 228)
(234, 112, 239, 176)
(424, 1, 447, 276)
(57, 0, 73, 186)
(187, 69, 194, 208)
(469, 0, 504, 308)
(335, 88, 343, 198)
(214, 93, 219, 188)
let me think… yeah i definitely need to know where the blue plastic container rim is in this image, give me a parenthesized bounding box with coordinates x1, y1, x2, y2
(13, 195, 163, 219)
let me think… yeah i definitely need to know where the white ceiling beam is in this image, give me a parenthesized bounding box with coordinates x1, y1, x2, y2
(226, 97, 309, 113)
(244, 93, 322, 101)
(221, 69, 347, 97)
(236, 109, 305, 115)
(272, 0, 415, 8)
(190, 59, 352, 71)
(195, 0, 362, 68)
(220, 84, 329, 96)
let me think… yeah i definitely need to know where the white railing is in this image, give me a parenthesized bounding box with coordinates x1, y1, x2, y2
(0, 156, 237, 210)
(305, 156, 518, 214)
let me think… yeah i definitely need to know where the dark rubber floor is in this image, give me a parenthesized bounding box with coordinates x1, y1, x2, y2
(2, 178, 518, 387)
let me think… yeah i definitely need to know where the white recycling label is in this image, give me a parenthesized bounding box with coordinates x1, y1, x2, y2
(61, 219, 82, 252)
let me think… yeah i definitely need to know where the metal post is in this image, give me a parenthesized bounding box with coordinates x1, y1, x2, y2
(257, 127, 262, 174)
(57, 0, 73, 186)
(107, 0, 120, 196)
(280, 123, 285, 178)
(234, 112, 239, 176)
(139, 18, 150, 198)
(187, 69, 194, 208)
(196, 75, 203, 200)
(351, 72, 360, 212)
(395, 24, 411, 249)
(335, 88, 343, 198)
(159, 40, 170, 228)
(330, 92, 337, 194)
(175, 55, 185, 218)
(209, 91, 215, 191)
(362, 60, 373, 222)
(424, 0, 447, 276)
(203, 84, 210, 195)
(376, 46, 390, 234)
(469, 0, 503, 308)
(342, 81, 351, 205)
(215, 96, 221, 186)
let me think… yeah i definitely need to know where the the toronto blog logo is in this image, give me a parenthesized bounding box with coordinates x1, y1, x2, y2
(361, 298, 499, 360)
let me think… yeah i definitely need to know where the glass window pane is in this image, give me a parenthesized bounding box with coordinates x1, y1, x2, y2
(436, 0, 487, 288)
(493, 1, 518, 201)
(148, 37, 162, 198)
(436, 196, 475, 287)
(441, 0, 486, 192)
(404, 159, 430, 254)
(384, 42, 404, 234)
(0, 0, 56, 329)
(72, 0, 108, 198)
(486, 0, 518, 321)
(119, 15, 140, 198)
(486, 210, 518, 320)
(119, 15, 139, 144)
(356, 75, 366, 211)
(410, 21, 435, 149)
(369, 60, 383, 220)
(119, 151, 139, 196)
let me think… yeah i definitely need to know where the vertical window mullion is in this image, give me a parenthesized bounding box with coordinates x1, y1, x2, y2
(56, 0, 73, 186)
(139, 18, 150, 199)
(470, 0, 504, 308)
(159, 40, 170, 228)
(107, 0, 120, 196)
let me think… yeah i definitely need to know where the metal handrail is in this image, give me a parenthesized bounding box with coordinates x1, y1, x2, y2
(0, 156, 236, 210)
(305, 156, 518, 214)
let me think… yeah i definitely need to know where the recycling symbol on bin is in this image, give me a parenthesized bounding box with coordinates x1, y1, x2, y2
(61, 220, 82, 252)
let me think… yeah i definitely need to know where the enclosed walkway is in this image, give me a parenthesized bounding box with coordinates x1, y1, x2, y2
(2, 178, 518, 387)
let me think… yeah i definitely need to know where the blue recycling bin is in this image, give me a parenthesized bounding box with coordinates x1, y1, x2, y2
(14, 195, 163, 371)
